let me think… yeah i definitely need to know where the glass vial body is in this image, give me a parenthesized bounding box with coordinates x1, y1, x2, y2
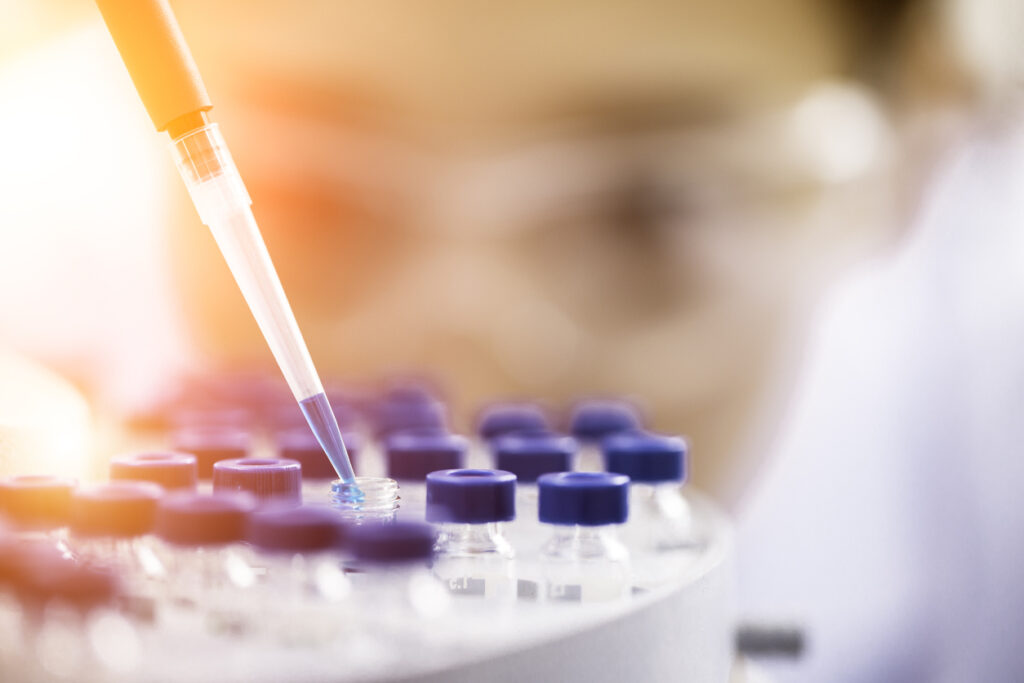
(540, 525, 630, 602)
(426, 469, 517, 600)
(537, 472, 632, 603)
(330, 477, 399, 523)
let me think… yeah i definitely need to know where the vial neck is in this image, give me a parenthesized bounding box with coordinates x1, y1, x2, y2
(331, 477, 399, 521)
(545, 525, 627, 561)
(436, 523, 512, 557)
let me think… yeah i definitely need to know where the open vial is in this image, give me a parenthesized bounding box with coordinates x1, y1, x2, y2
(276, 427, 362, 503)
(330, 477, 400, 523)
(426, 469, 517, 600)
(537, 472, 632, 603)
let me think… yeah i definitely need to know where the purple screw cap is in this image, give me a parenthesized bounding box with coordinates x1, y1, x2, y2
(476, 403, 550, 440)
(155, 491, 256, 546)
(70, 482, 163, 538)
(348, 521, 436, 564)
(276, 428, 362, 480)
(109, 452, 198, 491)
(372, 393, 447, 437)
(171, 426, 251, 480)
(213, 458, 302, 503)
(568, 400, 642, 441)
(538, 472, 630, 526)
(248, 505, 345, 553)
(426, 469, 516, 524)
(491, 432, 576, 482)
(0, 475, 77, 529)
(385, 431, 468, 481)
(602, 431, 687, 483)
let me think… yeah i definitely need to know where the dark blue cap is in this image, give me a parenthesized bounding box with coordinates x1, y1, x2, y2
(276, 428, 362, 480)
(247, 505, 345, 553)
(568, 400, 642, 440)
(602, 431, 687, 483)
(426, 469, 516, 524)
(347, 521, 436, 563)
(476, 403, 549, 440)
(386, 432, 467, 481)
(537, 472, 629, 526)
(491, 432, 576, 483)
(372, 397, 447, 437)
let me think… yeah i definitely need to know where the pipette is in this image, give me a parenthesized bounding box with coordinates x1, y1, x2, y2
(95, 0, 360, 497)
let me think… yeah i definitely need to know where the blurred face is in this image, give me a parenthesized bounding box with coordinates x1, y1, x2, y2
(169, 0, 904, 503)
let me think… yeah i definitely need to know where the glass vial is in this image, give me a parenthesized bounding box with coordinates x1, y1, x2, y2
(426, 469, 517, 600)
(537, 472, 631, 603)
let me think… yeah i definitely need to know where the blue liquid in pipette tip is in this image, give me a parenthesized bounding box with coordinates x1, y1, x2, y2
(299, 392, 362, 500)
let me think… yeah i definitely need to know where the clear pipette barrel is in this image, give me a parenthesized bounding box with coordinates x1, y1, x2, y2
(171, 124, 357, 487)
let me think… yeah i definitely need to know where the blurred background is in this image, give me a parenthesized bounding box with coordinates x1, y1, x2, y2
(1, 0, 1024, 680)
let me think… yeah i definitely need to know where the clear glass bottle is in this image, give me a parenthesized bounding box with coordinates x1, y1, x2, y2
(346, 521, 450, 654)
(212, 457, 302, 505)
(603, 431, 702, 587)
(568, 399, 642, 472)
(14, 549, 142, 680)
(68, 482, 166, 621)
(384, 431, 467, 520)
(426, 469, 517, 600)
(109, 452, 199, 492)
(537, 472, 632, 603)
(0, 475, 77, 554)
(490, 432, 576, 549)
(276, 427, 363, 503)
(246, 505, 351, 646)
(330, 477, 400, 523)
(153, 490, 258, 634)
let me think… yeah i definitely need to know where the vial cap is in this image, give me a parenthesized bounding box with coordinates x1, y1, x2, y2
(155, 491, 256, 546)
(372, 395, 447, 437)
(171, 426, 251, 479)
(602, 431, 688, 483)
(385, 432, 467, 481)
(538, 472, 630, 526)
(276, 428, 361, 480)
(0, 475, 77, 529)
(70, 482, 163, 538)
(109, 452, 198, 491)
(213, 458, 302, 504)
(348, 521, 436, 564)
(426, 469, 516, 524)
(568, 400, 642, 440)
(248, 505, 345, 553)
(492, 432, 576, 483)
(476, 403, 549, 440)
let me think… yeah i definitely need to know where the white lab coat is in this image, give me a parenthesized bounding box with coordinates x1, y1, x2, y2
(738, 122, 1024, 681)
